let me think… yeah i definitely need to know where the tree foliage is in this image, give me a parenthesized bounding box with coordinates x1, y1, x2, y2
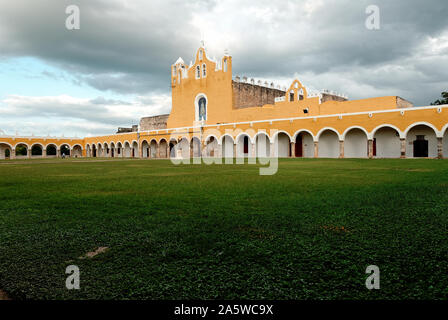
(431, 91, 448, 105)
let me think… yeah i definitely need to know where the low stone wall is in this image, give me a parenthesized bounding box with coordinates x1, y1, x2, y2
(139, 114, 169, 131)
(232, 81, 285, 109)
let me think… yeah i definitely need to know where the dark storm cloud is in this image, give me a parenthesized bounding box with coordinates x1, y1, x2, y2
(0, 0, 447, 104)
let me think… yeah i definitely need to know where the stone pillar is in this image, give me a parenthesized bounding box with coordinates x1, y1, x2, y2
(166, 144, 170, 159)
(57, 148, 61, 158)
(339, 140, 344, 158)
(314, 141, 319, 158)
(400, 138, 406, 159)
(157, 144, 160, 158)
(368, 139, 373, 159)
(437, 137, 443, 159)
(27, 149, 31, 159)
(251, 143, 256, 158)
(233, 143, 237, 159)
(43, 149, 47, 158)
(190, 143, 194, 158)
(11, 149, 16, 160)
(290, 142, 295, 158)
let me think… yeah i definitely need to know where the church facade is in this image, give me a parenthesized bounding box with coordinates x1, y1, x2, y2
(1, 45, 448, 160)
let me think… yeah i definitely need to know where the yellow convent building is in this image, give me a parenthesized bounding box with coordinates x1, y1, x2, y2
(1, 44, 448, 160)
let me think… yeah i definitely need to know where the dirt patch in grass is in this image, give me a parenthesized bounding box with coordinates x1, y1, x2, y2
(321, 225, 351, 233)
(79, 247, 109, 259)
(0, 289, 11, 300)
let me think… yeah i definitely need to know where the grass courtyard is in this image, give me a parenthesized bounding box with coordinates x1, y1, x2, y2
(0, 158, 447, 300)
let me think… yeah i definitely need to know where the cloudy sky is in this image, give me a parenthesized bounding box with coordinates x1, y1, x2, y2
(0, 0, 447, 137)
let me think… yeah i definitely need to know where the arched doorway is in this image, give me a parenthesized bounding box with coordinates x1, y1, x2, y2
(236, 134, 251, 158)
(255, 133, 270, 158)
(159, 139, 168, 158)
(294, 131, 314, 158)
(273, 132, 291, 158)
(123, 142, 131, 157)
(15, 144, 28, 158)
(318, 130, 339, 158)
(178, 138, 190, 159)
(221, 135, 234, 158)
(46, 144, 57, 157)
(0, 143, 12, 160)
(191, 137, 201, 158)
(104, 143, 109, 157)
(131, 142, 139, 158)
(344, 128, 368, 158)
(206, 136, 218, 157)
(72, 145, 82, 158)
(110, 143, 115, 158)
(373, 126, 401, 158)
(116, 142, 123, 157)
(97, 144, 103, 157)
(169, 140, 177, 158)
(406, 124, 437, 158)
(92, 144, 97, 157)
(141, 140, 150, 158)
(31, 144, 43, 157)
(60, 144, 71, 157)
(150, 140, 158, 158)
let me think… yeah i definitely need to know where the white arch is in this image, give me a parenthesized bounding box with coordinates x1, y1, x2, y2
(442, 123, 448, 137)
(272, 131, 292, 157)
(45, 143, 58, 148)
(404, 121, 441, 138)
(292, 129, 315, 142)
(271, 130, 292, 143)
(123, 140, 131, 147)
(253, 131, 271, 143)
(316, 127, 342, 141)
(219, 134, 235, 145)
(30, 142, 44, 149)
(254, 132, 271, 158)
(0, 142, 13, 149)
(205, 134, 219, 143)
(342, 126, 370, 140)
(235, 132, 254, 144)
(71, 144, 83, 150)
(371, 124, 404, 139)
(58, 143, 72, 149)
(14, 142, 30, 149)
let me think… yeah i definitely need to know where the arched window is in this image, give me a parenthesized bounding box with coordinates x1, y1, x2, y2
(196, 66, 200, 79)
(223, 59, 227, 72)
(199, 50, 203, 61)
(202, 64, 206, 77)
(289, 90, 295, 102)
(198, 97, 207, 121)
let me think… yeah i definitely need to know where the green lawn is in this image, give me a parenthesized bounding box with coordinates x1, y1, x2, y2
(0, 158, 447, 300)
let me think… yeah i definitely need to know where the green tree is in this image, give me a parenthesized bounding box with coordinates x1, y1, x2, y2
(431, 91, 448, 105)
